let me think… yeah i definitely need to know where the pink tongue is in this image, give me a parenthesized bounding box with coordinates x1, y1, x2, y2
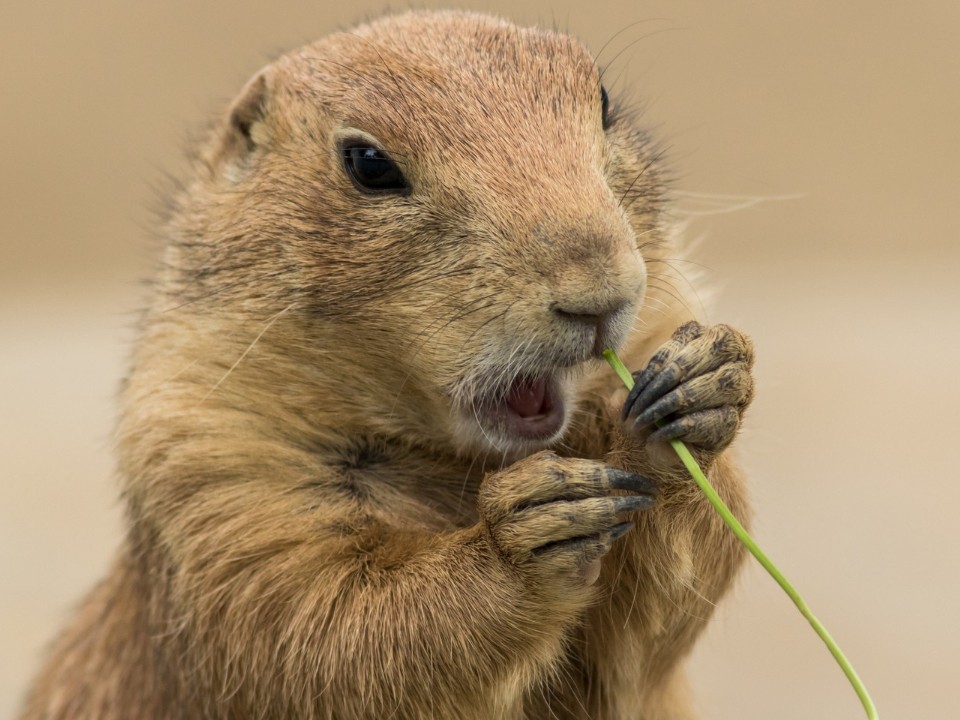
(506, 378, 548, 418)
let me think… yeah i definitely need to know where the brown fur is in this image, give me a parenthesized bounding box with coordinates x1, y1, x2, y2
(20, 11, 753, 719)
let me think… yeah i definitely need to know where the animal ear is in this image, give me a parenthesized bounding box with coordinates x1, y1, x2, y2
(226, 69, 270, 154)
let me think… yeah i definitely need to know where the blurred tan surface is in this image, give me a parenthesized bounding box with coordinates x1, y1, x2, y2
(2, 1, 958, 718)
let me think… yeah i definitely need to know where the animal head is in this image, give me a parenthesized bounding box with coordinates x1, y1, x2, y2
(162, 11, 665, 456)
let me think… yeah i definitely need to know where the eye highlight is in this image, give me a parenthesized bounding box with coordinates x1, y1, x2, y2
(600, 85, 611, 131)
(341, 142, 409, 194)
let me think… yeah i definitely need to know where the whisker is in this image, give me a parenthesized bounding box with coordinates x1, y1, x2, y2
(598, 27, 682, 84)
(160, 267, 298, 313)
(593, 19, 669, 70)
(620, 148, 669, 210)
(672, 190, 804, 217)
(646, 277, 696, 317)
(197, 303, 296, 405)
(403, 290, 501, 357)
(646, 256, 711, 271)
(386, 296, 502, 420)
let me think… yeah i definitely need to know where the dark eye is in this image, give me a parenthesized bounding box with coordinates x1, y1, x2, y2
(600, 85, 611, 130)
(342, 143, 408, 194)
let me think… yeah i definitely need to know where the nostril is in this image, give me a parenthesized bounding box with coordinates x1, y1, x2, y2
(551, 306, 603, 327)
(550, 299, 628, 328)
(551, 298, 633, 356)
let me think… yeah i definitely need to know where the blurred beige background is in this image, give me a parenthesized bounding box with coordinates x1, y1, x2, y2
(2, 1, 958, 718)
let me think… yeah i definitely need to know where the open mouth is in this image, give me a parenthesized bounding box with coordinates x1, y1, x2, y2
(475, 375, 566, 442)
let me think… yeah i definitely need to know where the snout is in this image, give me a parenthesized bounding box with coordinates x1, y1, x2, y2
(549, 292, 637, 357)
(447, 209, 649, 452)
(546, 238, 647, 359)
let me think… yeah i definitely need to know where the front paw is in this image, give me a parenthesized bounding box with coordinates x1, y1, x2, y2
(478, 451, 656, 587)
(622, 322, 754, 460)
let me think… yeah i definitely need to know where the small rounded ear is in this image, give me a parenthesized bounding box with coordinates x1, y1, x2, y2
(225, 69, 270, 155)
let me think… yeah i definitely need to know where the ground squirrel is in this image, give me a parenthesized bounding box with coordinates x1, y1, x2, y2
(20, 10, 755, 719)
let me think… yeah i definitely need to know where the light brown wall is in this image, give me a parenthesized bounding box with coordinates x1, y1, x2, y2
(3, 2, 957, 717)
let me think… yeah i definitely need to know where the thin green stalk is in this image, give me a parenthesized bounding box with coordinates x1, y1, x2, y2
(602, 348, 877, 720)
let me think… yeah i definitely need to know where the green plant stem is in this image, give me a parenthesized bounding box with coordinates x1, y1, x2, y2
(602, 348, 877, 720)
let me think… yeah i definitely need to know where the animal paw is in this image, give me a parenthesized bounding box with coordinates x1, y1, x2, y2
(478, 451, 655, 585)
(622, 322, 754, 458)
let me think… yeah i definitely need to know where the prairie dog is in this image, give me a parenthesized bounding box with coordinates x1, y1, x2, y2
(21, 10, 754, 720)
